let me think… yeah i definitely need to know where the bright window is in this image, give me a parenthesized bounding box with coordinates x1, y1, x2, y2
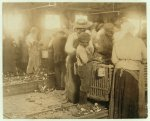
(3, 13, 25, 37)
(75, 15, 88, 22)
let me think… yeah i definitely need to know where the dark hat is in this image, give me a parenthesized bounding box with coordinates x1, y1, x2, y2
(78, 32, 90, 43)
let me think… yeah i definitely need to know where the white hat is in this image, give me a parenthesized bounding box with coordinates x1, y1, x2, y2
(73, 19, 92, 29)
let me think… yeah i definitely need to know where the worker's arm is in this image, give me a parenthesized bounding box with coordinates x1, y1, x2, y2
(65, 33, 76, 55)
(111, 44, 119, 64)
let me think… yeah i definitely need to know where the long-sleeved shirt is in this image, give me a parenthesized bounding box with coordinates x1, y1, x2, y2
(65, 32, 78, 55)
(25, 34, 36, 48)
(76, 45, 88, 66)
(76, 44, 94, 66)
(112, 33, 147, 70)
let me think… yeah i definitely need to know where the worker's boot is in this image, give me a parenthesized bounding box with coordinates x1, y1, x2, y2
(79, 91, 87, 104)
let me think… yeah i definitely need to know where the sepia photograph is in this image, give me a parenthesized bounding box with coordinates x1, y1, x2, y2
(2, 0, 148, 119)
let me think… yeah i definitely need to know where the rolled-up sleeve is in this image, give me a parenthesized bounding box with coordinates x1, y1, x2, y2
(65, 34, 76, 54)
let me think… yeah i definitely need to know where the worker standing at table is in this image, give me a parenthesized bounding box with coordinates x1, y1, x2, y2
(109, 20, 147, 118)
(65, 19, 91, 103)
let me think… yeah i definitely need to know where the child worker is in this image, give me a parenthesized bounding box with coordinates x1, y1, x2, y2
(76, 32, 94, 104)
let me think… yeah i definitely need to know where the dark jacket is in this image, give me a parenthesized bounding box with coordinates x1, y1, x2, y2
(52, 32, 67, 64)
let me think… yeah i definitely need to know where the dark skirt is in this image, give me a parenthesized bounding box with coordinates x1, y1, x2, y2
(112, 69, 139, 118)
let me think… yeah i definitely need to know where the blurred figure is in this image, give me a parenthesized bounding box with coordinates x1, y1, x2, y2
(3, 33, 17, 74)
(109, 20, 147, 118)
(49, 31, 67, 90)
(93, 23, 114, 64)
(76, 32, 94, 104)
(113, 17, 123, 32)
(86, 22, 98, 42)
(20, 35, 29, 73)
(13, 33, 28, 75)
(65, 20, 91, 103)
(25, 27, 41, 74)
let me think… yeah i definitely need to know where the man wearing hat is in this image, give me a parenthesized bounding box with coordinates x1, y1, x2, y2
(64, 20, 91, 103)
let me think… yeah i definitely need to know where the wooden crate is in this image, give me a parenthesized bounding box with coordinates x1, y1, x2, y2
(87, 62, 114, 101)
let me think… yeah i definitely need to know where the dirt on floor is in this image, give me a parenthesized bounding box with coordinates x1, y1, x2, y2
(4, 90, 108, 119)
